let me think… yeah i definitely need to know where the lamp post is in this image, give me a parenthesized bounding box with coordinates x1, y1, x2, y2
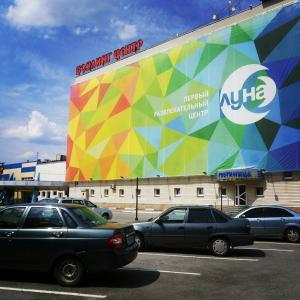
(220, 185, 223, 211)
(135, 177, 139, 221)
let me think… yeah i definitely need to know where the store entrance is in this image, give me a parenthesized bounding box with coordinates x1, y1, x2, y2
(235, 184, 247, 206)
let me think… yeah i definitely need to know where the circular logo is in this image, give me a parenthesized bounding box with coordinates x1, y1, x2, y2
(220, 64, 277, 125)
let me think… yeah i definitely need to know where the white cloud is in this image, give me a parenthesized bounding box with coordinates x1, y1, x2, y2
(111, 20, 138, 40)
(2, 111, 65, 143)
(5, 0, 113, 29)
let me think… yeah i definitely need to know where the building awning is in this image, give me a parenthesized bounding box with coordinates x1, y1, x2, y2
(0, 180, 68, 190)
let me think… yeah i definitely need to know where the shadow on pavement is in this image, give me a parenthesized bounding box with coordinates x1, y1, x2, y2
(85, 268, 160, 288)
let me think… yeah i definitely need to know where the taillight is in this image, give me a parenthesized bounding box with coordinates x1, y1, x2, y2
(107, 231, 124, 249)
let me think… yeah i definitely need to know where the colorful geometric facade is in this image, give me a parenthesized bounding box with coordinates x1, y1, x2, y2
(67, 2, 300, 181)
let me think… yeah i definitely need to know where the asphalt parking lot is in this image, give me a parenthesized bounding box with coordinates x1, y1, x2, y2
(0, 210, 299, 300)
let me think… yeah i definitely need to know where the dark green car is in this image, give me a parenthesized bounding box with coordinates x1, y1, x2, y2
(0, 204, 138, 286)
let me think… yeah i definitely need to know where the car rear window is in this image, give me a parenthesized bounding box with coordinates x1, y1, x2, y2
(69, 207, 107, 226)
(264, 208, 294, 218)
(187, 208, 214, 223)
(213, 210, 230, 223)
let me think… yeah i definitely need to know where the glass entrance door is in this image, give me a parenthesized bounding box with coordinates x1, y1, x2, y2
(235, 185, 247, 206)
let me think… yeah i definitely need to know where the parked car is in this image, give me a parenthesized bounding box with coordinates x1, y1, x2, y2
(0, 203, 137, 286)
(39, 198, 113, 220)
(235, 205, 300, 243)
(133, 206, 254, 256)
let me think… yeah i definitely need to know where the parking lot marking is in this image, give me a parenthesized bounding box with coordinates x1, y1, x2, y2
(255, 241, 300, 246)
(123, 267, 201, 276)
(241, 248, 294, 252)
(139, 252, 259, 261)
(0, 287, 107, 298)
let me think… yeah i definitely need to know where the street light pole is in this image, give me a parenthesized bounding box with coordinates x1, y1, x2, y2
(135, 177, 139, 221)
(220, 185, 223, 211)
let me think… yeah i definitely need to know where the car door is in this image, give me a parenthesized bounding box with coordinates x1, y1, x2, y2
(15, 206, 68, 270)
(150, 208, 187, 248)
(184, 208, 216, 248)
(0, 206, 26, 268)
(263, 207, 293, 237)
(241, 207, 265, 236)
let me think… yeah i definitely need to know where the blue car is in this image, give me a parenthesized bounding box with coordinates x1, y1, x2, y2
(235, 205, 300, 243)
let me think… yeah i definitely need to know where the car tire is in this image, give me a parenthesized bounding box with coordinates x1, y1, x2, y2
(53, 257, 85, 287)
(135, 233, 145, 251)
(210, 237, 230, 257)
(284, 227, 300, 243)
(102, 213, 109, 220)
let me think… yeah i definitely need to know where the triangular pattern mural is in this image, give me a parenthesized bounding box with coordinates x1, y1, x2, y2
(67, 2, 300, 181)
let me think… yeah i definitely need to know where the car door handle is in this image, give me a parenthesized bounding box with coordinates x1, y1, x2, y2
(4, 231, 15, 237)
(52, 231, 63, 238)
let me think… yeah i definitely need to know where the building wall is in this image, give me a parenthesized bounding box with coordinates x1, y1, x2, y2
(69, 171, 300, 210)
(35, 161, 66, 181)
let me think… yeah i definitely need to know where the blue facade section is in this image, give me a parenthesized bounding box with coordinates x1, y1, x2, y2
(21, 166, 36, 173)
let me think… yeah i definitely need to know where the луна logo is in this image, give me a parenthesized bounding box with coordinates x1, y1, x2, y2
(220, 64, 277, 125)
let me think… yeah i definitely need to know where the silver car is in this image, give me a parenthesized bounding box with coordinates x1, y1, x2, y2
(39, 198, 113, 220)
(235, 205, 300, 242)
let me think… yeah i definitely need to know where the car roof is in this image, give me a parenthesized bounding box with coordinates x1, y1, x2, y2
(4, 203, 84, 208)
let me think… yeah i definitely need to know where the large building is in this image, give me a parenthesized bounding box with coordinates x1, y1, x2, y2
(67, 0, 300, 210)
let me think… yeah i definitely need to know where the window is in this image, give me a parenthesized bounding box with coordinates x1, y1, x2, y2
(256, 187, 264, 197)
(53, 191, 57, 196)
(42, 191, 46, 197)
(0, 207, 26, 228)
(187, 208, 214, 223)
(58, 192, 63, 198)
(23, 207, 63, 228)
(264, 207, 293, 218)
(137, 189, 141, 197)
(61, 199, 73, 204)
(221, 187, 227, 196)
(197, 187, 204, 197)
(174, 188, 181, 197)
(154, 188, 160, 197)
(47, 191, 50, 198)
(213, 210, 229, 223)
(90, 189, 95, 197)
(61, 210, 77, 228)
(162, 209, 186, 223)
(119, 189, 124, 197)
(104, 189, 109, 197)
(283, 171, 293, 180)
(243, 207, 264, 218)
(73, 200, 84, 205)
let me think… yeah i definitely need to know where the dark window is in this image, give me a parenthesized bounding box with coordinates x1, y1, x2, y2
(154, 188, 160, 197)
(256, 187, 264, 197)
(213, 210, 229, 223)
(85, 200, 96, 208)
(23, 207, 63, 228)
(0, 207, 26, 228)
(162, 209, 186, 223)
(283, 172, 292, 180)
(264, 207, 293, 218)
(61, 210, 77, 228)
(61, 199, 72, 204)
(187, 208, 214, 223)
(197, 187, 204, 197)
(53, 191, 57, 196)
(243, 208, 264, 218)
(73, 200, 84, 205)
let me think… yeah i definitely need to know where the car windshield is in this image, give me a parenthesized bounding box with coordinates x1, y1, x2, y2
(69, 206, 107, 226)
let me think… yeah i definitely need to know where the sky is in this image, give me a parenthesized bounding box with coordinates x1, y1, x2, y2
(0, 0, 261, 164)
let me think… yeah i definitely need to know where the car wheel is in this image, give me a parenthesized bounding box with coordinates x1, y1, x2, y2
(285, 227, 300, 243)
(53, 257, 85, 287)
(102, 213, 109, 220)
(135, 233, 145, 251)
(210, 237, 230, 257)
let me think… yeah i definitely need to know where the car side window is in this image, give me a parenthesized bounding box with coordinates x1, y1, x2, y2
(23, 207, 63, 228)
(0, 207, 26, 229)
(85, 200, 96, 208)
(187, 208, 214, 223)
(61, 200, 73, 204)
(264, 208, 293, 218)
(212, 210, 229, 223)
(243, 208, 264, 218)
(61, 210, 77, 228)
(162, 209, 186, 223)
(73, 200, 84, 205)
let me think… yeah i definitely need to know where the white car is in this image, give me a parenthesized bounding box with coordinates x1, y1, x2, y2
(39, 198, 113, 220)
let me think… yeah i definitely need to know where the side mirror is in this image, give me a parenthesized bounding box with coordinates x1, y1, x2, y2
(147, 217, 153, 221)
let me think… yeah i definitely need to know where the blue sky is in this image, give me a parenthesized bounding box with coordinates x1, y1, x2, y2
(0, 0, 261, 164)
